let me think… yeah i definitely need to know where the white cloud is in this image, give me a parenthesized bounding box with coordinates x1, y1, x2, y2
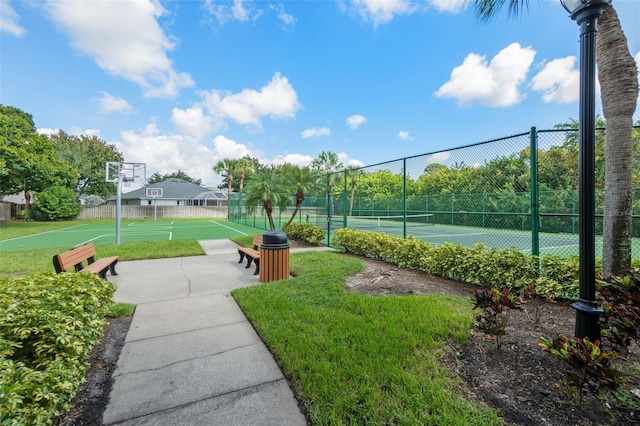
(397, 130, 413, 140)
(200, 72, 301, 129)
(337, 152, 364, 168)
(435, 43, 536, 107)
(301, 127, 331, 138)
(426, 151, 451, 164)
(203, 0, 262, 27)
(46, 0, 193, 98)
(171, 107, 213, 142)
(211, 135, 253, 159)
(348, 0, 417, 27)
(97, 92, 133, 114)
(37, 128, 58, 136)
(0, 1, 26, 36)
(429, 0, 467, 13)
(531, 56, 579, 104)
(346, 114, 367, 129)
(271, 153, 314, 167)
(270, 3, 295, 28)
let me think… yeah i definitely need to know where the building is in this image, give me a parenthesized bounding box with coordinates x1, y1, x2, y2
(106, 179, 228, 207)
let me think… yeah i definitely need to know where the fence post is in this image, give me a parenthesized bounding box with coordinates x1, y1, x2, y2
(403, 159, 407, 238)
(530, 126, 540, 258)
(326, 173, 332, 247)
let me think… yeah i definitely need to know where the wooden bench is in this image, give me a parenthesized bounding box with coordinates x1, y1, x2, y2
(53, 243, 119, 280)
(238, 235, 261, 275)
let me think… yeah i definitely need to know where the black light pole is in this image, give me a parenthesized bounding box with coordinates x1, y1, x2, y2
(560, 0, 608, 341)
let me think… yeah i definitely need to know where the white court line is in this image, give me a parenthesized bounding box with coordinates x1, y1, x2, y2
(1, 224, 88, 243)
(76, 231, 173, 246)
(423, 232, 486, 238)
(210, 220, 248, 236)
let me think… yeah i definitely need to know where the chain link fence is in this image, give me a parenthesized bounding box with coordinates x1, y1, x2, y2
(229, 126, 640, 259)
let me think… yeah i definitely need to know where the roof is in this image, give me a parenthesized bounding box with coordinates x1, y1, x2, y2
(116, 179, 228, 200)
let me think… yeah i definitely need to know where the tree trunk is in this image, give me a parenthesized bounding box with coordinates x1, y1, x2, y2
(227, 173, 233, 195)
(284, 190, 305, 229)
(264, 200, 275, 230)
(598, 5, 638, 277)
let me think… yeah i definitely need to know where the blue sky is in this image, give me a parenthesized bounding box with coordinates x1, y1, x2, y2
(2, 0, 639, 187)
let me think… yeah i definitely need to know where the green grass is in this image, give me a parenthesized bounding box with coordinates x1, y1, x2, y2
(0, 239, 205, 277)
(106, 302, 136, 318)
(230, 234, 258, 247)
(232, 251, 501, 425)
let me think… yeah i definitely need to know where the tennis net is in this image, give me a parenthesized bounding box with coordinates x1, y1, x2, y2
(331, 214, 433, 229)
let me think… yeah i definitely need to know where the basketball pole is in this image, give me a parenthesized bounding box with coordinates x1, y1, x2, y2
(116, 172, 122, 245)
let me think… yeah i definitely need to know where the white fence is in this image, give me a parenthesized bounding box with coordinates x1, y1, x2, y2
(77, 205, 228, 220)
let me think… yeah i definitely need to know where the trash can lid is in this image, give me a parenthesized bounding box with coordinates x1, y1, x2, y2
(261, 231, 290, 248)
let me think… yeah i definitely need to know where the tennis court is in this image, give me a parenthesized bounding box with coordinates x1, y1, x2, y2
(326, 214, 640, 258)
(0, 220, 263, 251)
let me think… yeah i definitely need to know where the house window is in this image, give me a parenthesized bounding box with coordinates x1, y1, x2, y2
(148, 200, 152, 205)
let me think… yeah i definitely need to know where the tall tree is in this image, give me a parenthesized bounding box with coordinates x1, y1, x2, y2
(235, 157, 257, 192)
(282, 165, 323, 229)
(49, 131, 125, 198)
(244, 167, 292, 230)
(470, 0, 638, 276)
(213, 159, 237, 195)
(597, 6, 638, 277)
(346, 166, 366, 215)
(0, 106, 74, 208)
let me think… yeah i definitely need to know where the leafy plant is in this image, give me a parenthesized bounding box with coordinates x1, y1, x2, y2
(283, 222, 325, 245)
(30, 185, 82, 221)
(597, 270, 640, 352)
(539, 335, 624, 404)
(472, 287, 519, 350)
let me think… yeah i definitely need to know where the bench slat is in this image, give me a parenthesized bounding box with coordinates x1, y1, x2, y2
(53, 243, 119, 279)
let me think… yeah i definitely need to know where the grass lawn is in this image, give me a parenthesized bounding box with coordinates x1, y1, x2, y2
(2, 222, 500, 424)
(232, 251, 501, 425)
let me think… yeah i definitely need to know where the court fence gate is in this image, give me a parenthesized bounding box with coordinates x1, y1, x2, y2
(229, 126, 640, 260)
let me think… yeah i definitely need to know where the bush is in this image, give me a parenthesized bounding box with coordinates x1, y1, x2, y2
(283, 222, 325, 245)
(30, 186, 82, 221)
(332, 228, 579, 299)
(0, 272, 115, 424)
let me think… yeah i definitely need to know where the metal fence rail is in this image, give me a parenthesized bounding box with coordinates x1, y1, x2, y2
(229, 126, 640, 259)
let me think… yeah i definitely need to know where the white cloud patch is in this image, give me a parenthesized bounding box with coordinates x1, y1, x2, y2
(97, 92, 132, 114)
(37, 128, 58, 136)
(429, 0, 467, 13)
(271, 153, 314, 167)
(435, 43, 536, 107)
(337, 152, 364, 168)
(346, 114, 367, 129)
(531, 56, 579, 104)
(203, 0, 262, 27)
(426, 151, 451, 164)
(1, 1, 26, 36)
(348, 0, 417, 27)
(270, 3, 295, 29)
(171, 107, 213, 142)
(200, 72, 301, 130)
(70, 127, 101, 137)
(397, 130, 413, 140)
(301, 127, 331, 138)
(46, 0, 193, 98)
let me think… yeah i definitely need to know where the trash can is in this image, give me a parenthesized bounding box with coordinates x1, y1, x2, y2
(259, 231, 290, 283)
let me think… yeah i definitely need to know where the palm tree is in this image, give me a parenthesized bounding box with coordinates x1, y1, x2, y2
(235, 157, 257, 192)
(346, 166, 365, 215)
(213, 159, 237, 195)
(310, 150, 343, 174)
(244, 167, 292, 230)
(282, 165, 323, 229)
(470, 0, 638, 277)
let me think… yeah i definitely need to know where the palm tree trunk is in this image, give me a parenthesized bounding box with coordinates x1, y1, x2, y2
(264, 200, 275, 230)
(597, 5, 638, 277)
(227, 173, 233, 195)
(284, 190, 305, 229)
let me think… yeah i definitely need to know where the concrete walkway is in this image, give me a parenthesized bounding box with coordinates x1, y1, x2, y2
(103, 239, 329, 425)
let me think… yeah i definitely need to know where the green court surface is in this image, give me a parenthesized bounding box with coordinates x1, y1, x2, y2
(0, 220, 263, 251)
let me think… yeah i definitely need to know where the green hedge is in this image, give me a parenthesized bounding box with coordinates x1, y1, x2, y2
(332, 228, 580, 300)
(0, 272, 116, 425)
(283, 222, 325, 245)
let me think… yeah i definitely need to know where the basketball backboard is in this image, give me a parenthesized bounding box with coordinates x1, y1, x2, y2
(106, 162, 146, 183)
(146, 187, 163, 198)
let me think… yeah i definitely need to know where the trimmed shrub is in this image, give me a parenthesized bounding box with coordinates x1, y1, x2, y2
(30, 186, 82, 221)
(283, 222, 325, 245)
(0, 272, 116, 425)
(333, 228, 579, 299)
